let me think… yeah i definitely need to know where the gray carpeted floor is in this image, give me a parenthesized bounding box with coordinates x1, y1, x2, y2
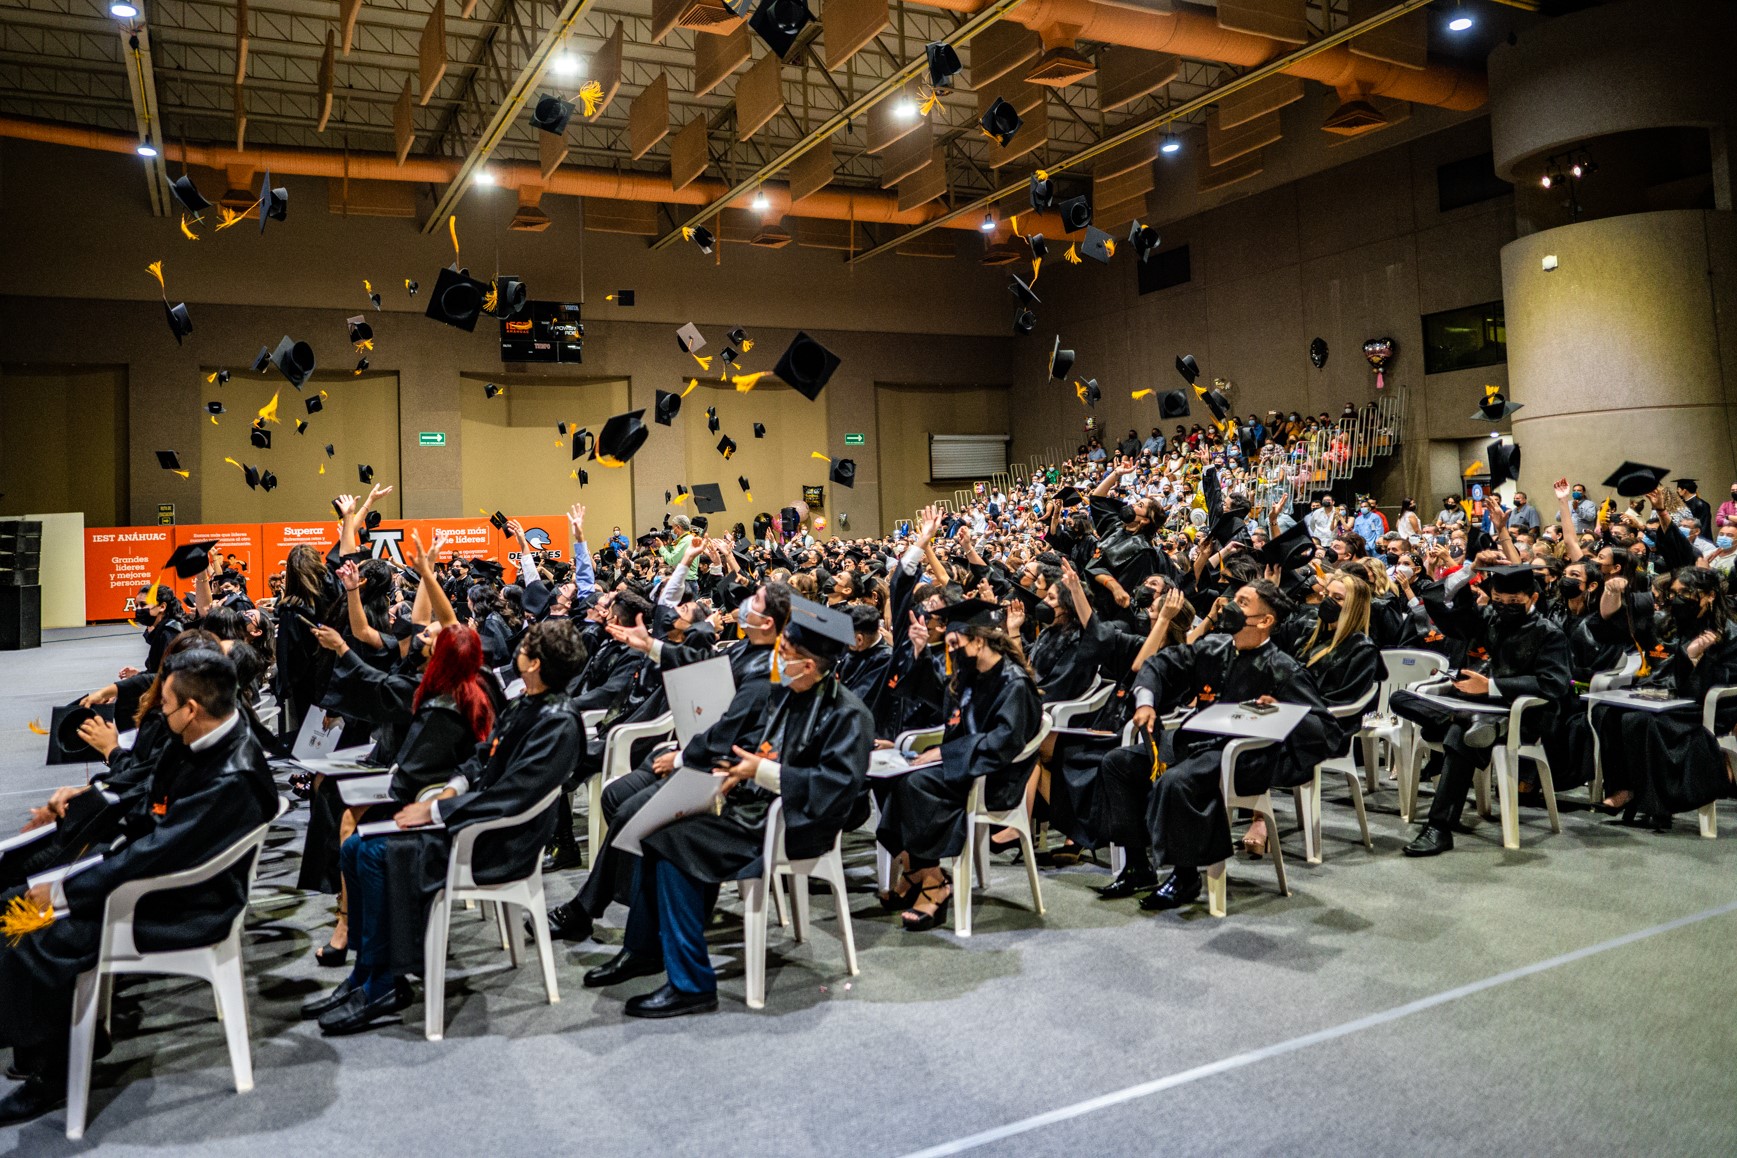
(2, 628, 1735, 1156)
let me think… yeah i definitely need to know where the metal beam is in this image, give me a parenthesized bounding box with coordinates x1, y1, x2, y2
(647, 0, 1033, 252)
(419, 0, 602, 233)
(117, 17, 170, 215)
(848, 0, 1441, 265)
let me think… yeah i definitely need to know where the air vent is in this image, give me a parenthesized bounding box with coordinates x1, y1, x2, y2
(751, 224, 793, 248)
(1025, 46, 1096, 87)
(675, 0, 746, 33)
(510, 206, 552, 232)
(980, 241, 1024, 267)
(1322, 98, 1388, 136)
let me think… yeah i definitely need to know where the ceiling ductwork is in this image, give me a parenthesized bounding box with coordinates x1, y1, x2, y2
(1026, 24, 1097, 87)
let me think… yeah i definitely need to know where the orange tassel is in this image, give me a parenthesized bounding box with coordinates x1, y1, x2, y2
(1, 895, 54, 947)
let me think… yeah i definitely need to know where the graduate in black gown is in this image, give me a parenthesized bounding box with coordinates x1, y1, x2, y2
(874, 598, 1044, 932)
(0, 650, 276, 1124)
(1093, 580, 1338, 909)
(582, 597, 871, 1018)
(1591, 567, 1737, 828)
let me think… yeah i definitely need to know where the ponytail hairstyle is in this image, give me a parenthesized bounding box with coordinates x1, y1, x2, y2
(415, 624, 495, 744)
(1308, 573, 1372, 667)
(949, 623, 1036, 695)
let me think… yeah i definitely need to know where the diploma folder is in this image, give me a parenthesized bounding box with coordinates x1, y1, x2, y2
(1183, 701, 1310, 741)
(610, 768, 723, 856)
(662, 656, 736, 747)
(1582, 689, 1695, 713)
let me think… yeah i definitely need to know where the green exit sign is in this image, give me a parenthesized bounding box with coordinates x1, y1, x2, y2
(418, 431, 447, 447)
(843, 433, 865, 445)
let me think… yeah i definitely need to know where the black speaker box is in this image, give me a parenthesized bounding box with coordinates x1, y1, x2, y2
(0, 584, 42, 650)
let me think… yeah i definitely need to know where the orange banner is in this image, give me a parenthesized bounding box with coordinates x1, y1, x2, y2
(83, 526, 176, 622)
(176, 523, 265, 602)
(261, 522, 341, 580)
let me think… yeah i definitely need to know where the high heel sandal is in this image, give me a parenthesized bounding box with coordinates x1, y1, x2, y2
(878, 877, 921, 913)
(900, 879, 953, 932)
(315, 910, 349, 967)
(1239, 830, 1268, 859)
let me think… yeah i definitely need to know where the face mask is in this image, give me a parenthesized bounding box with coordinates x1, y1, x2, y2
(1491, 601, 1530, 626)
(1671, 600, 1704, 632)
(1384, 552, 1401, 567)
(1719, 537, 1734, 550)
(1558, 578, 1583, 600)
(1217, 602, 1248, 633)
(1031, 602, 1056, 626)
(1317, 598, 1340, 625)
(737, 595, 769, 632)
(1572, 491, 1585, 501)
(947, 646, 973, 675)
(1131, 585, 1157, 611)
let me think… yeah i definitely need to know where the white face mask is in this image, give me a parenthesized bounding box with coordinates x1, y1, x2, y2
(738, 595, 772, 632)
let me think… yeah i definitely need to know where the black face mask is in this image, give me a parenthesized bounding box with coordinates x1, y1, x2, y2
(1558, 578, 1583, 600)
(1317, 598, 1340, 625)
(1217, 601, 1248, 633)
(1384, 552, 1400, 566)
(948, 646, 973, 675)
(1131, 585, 1157, 611)
(1490, 601, 1531, 627)
(1031, 602, 1055, 627)
(1670, 600, 1705, 634)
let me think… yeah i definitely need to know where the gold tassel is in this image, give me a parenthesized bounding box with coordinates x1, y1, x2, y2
(691, 353, 713, 372)
(26, 719, 47, 735)
(448, 215, 460, 266)
(1132, 389, 1154, 400)
(481, 287, 499, 316)
(811, 451, 832, 462)
(682, 378, 699, 397)
(145, 260, 165, 290)
(215, 203, 253, 231)
(732, 372, 768, 392)
(256, 391, 280, 424)
(172, 469, 190, 479)
(179, 215, 200, 241)
(740, 338, 754, 353)
(1103, 238, 1116, 259)
(579, 79, 604, 118)
(1, 895, 54, 947)
(1063, 245, 1082, 265)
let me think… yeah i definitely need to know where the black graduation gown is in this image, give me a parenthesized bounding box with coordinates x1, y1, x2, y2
(1045, 615, 1146, 847)
(141, 614, 183, 675)
(875, 658, 1042, 862)
(1028, 621, 1097, 703)
(0, 717, 276, 1050)
(1592, 622, 1737, 817)
(1368, 592, 1420, 650)
(369, 691, 581, 973)
(837, 641, 895, 734)
(642, 680, 872, 882)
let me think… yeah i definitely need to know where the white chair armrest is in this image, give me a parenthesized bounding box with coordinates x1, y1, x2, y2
(894, 726, 944, 755)
(100, 820, 274, 959)
(759, 797, 786, 871)
(1013, 716, 1052, 764)
(1507, 695, 1549, 737)
(448, 786, 563, 885)
(1331, 684, 1379, 719)
(580, 709, 606, 731)
(1701, 686, 1737, 736)
(1219, 737, 1277, 797)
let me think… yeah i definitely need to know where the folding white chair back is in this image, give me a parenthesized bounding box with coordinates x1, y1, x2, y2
(1295, 685, 1379, 863)
(1045, 677, 1114, 729)
(951, 716, 1051, 937)
(1366, 649, 1449, 806)
(422, 787, 563, 1041)
(1205, 739, 1288, 917)
(1585, 653, 1647, 803)
(584, 712, 675, 865)
(740, 799, 860, 1009)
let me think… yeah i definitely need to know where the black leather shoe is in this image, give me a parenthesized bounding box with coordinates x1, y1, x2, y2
(1095, 868, 1158, 899)
(542, 844, 586, 874)
(583, 948, 664, 989)
(623, 982, 718, 1019)
(528, 903, 594, 945)
(1139, 869, 1202, 911)
(1404, 826, 1454, 857)
(300, 976, 356, 1020)
(0, 1076, 66, 1126)
(317, 978, 414, 1036)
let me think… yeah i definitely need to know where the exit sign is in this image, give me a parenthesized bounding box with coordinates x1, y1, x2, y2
(843, 433, 865, 445)
(418, 431, 447, 447)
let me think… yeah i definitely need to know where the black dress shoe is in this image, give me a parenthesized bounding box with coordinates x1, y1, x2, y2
(542, 844, 586, 874)
(1094, 868, 1158, 899)
(317, 978, 414, 1036)
(300, 976, 356, 1020)
(0, 1076, 66, 1126)
(623, 982, 719, 1019)
(1403, 826, 1454, 857)
(1139, 869, 1202, 911)
(528, 902, 594, 945)
(583, 948, 665, 989)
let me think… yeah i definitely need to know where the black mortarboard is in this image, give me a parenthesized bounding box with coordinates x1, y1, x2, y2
(1079, 225, 1113, 264)
(738, 475, 752, 494)
(1048, 336, 1075, 380)
(1056, 195, 1092, 232)
(830, 458, 856, 488)
(55, 706, 105, 759)
(305, 392, 324, 414)
(1158, 390, 1191, 419)
(166, 540, 219, 579)
(1256, 519, 1313, 569)
(468, 558, 504, 584)
(252, 346, 272, 373)
(1013, 308, 1037, 335)
(242, 463, 261, 489)
(706, 406, 720, 434)
(1197, 383, 1231, 423)
(1028, 233, 1049, 260)
(212, 369, 230, 385)
(271, 336, 317, 389)
(753, 422, 766, 438)
(654, 389, 682, 425)
(1471, 387, 1522, 422)
(1487, 439, 1521, 488)
(597, 410, 649, 466)
(358, 464, 374, 484)
(1029, 171, 1056, 212)
(324, 443, 335, 457)
(980, 96, 1022, 147)
(485, 382, 505, 399)
(1129, 222, 1160, 262)
(1602, 461, 1669, 497)
(250, 424, 272, 450)
(258, 170, 288, 232)
(1076, 378, 1101, 406)
(1089, 494, 1133, 526)
(1479, 563, 1539, 594)
(1207, 511, 1245, 547)
(691, 482, 726, 514)
(488, 276, 526, 319)
(530, 93, 574, 135)
(1175, 354, 1200, 385)
(717, 434, 738, 459)
(1009, 274, 1041, 308)
(1055, 485, 1081, 507)
(206, 400, 225, 416)
(170, 173, 211, 215)
(522, 580, 555, 620)
(936, 597, 1002, 632)
(425, 266, 488, 332)
(165, 301, 193, 344)
(348, 316, 373, 346)
(296, 419, 308, 434)
(683, 225, 715, 254)
(677, 322, 706, 354)
(156, 450, 183, 472)
(571, 429, 593, 460)
(576, 468, 589, 485)
(774, 332, 841, 401)
(728, 326, 749, 346)
(488, 510, 510, 532)
(783, 594, 855, 660)
(925, 41, 961, 89)
(1676, 478, 1699, 491)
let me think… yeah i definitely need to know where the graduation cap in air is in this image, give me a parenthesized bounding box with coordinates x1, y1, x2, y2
(358, 464, 374, 484)
(1256, 519, 1314, 570)
(1196, 383, 1232, 423)
(1009, 273, 1041, 309)
(324, 443, 336, 458)
(1047, 336, 1075, 381)
(925, 41, 961, 90)
(1029, 171, 1056, 213)
(257, 170, 289, 232)
(1078, 226, 1114, 264)
(169, 174, 211, 216)
(571, 429, 594, 460)
(1487, 439, 1522, 488)
(1054, 485, 1082, 508)
(1076, 378, 1101, 407)
(597, 410, 649, 466)
(738, 475, 753, 497)
(424, 266, 489, 332)
(1013, 308, 1037, 336)
(691, 482, 726, 514)
(252, 346, 273, 374)
(530, 93, 574, 135)
(1056, 195, 1092, 232)
(717, 434, 738, 459)
(488, 510, 510, 532)
(241, 463, 262, 490)
(706, 407, 720, 434)
(1027, 233, 1050, 262)
(305, 392, 324, 414)
(980, 97, 1022, 147)
(1175, 354, 1201, 386)
(489, 276, 527, 319)
(654, 389, 682, 425)
(348, 317, 373, 346)
(719, 347, 739, 368)
(753, 422, 766, 438)
(250, 424, 272, 450)
(296, 419, 308, 434)
(1128, 222, 1160, 263)
(830, 458, 856, 488)
(485, 382, 505, 399)
(1158, 390, 1191, 419)
(164, 302, 193, 344)
(936, 597, 1003, 632)
(166, 540, 219, 579)
(774, 332, 841, 401)
(783, 595, 856, 661)
(1206, 510, 1245, 548)
(271, 336, 317, 389)
(206, 401, 226, 417)
(1471, 385, 1522, 422)
(155, 450, 186, 474)
(1602, 461, 1669, 498)
(681, 225, 715, 254)
(354, 358, 369, 373)
(210, 369, 231, 385)
(575, 468, 589, 486)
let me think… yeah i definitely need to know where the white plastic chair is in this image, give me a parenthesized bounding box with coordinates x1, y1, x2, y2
(1469, 696, 1561, 849)
(1696, 686, 1734, 839)
(1365, 649, 1449, 807)
(584, 711, 675, 865)
(951, 716, 1051, 937)
(1106, 708, 1190, 878)
(1045, 677, 1113, 729)
(1584, 653, 1645, 805)
(422, 786, 563, 1041)
(1205, 738, 1288, 917)
(740, 799, 859, 1009)
(65, 797, 286, 1140)
(873, 725, 944, 892)
(1294, 685, 1379, 864)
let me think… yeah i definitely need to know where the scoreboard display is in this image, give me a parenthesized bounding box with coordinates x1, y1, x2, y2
(500, 301, 584, 363)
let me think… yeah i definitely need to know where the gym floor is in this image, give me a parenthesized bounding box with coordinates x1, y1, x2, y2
(2, 627, 1734, 1156)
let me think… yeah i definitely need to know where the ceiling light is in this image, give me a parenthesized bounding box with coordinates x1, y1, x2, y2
(980, 212, 996, 232)
(1159, 133, 1182, 155)
(1540, 172, 1553, 189)
(751, 189, 770, 211)
(1570, 161, 1584, 178)
(474, 170, 495, 185)
(109, 1, 139, 17)
(1448, 15, 1473, 31)
(895, 99, 917, 119)
(135, 138, 158, 157)
(552, 52, 581, 77)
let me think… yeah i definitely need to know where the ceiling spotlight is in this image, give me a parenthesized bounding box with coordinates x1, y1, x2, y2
(109, 1, 139, 17)
(1540, 172, 1553, 189)
(1159, 133, 1182, 155)
(135, 138, 158, 157)
(895, 99, 917, 119)
(980, 212, 996, 233)
(1570, 161, 1584, 178)
(552, 52, 581, 76)
(474, 169, 495, 185)
(1448, 15, 1473, 31)
(751, 189, 770, 211)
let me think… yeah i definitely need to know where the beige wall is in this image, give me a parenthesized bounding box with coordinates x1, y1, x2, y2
(677, 378, 829, 538)
(0, 364, 129, 526)
(875, 382, 1012, 525)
